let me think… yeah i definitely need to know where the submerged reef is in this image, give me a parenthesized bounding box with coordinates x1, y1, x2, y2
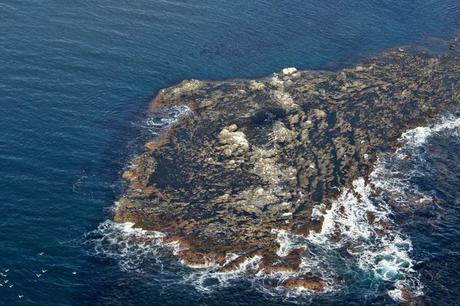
(115, 43, 460, 291)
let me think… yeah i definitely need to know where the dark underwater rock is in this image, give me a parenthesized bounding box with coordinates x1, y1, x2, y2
(114, 45, 460, 286)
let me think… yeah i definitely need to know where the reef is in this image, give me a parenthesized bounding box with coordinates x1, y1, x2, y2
(114, 42, 460, 290)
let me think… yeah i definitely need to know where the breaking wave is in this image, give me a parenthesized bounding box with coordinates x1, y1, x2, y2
(144, 105, 191, 136)
(85, 105, 192, 271)
(85, 220, 167, 272)
(305, 114, 460, 301)
(85, 113, 460, 302)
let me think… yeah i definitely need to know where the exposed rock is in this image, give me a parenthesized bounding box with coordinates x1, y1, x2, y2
(218, 126, 250, 156)
(115, 42, 460, 283)
(173, 79, 202, 96)
(271, 89, 297, 109)
(121, 170, 135, 181)
(281, 275, 325, 292)
(249, 80, 266, 91)
(144, 140, 160, 151)
(282, 67, 298, 75)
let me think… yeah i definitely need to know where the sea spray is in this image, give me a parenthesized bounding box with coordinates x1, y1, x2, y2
(86, 220, 166, 271)
(308, 114, 460, 300)
(86, 114, 460, 301)
(144, 105, 191, 136)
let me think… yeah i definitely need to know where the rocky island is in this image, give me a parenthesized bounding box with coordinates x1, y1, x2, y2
(114, 43, 460, 291)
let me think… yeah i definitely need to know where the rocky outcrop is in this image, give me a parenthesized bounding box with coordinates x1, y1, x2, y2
(114, 44, 460, 289)
(281, 275, 325, 292)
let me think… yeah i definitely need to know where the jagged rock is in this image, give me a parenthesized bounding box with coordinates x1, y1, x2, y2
(249, 80, 266, 91)
(218, 126, 250, 156)
(115, 42, 460, 279)
(121, 170, 135, 181)
(282, 67, 298, 75)
(144, 140, 159, 151)
(281, 275, 325, 291)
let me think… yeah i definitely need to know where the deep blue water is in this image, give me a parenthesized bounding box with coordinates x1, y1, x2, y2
(1, 0, 460, 305)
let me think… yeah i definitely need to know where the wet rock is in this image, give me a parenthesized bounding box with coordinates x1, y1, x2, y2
(114, 40, 460, 281)
(281, 275, 325, 292)
(144, 140, 159, 151)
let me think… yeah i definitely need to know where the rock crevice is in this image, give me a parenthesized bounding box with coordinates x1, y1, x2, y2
(114, 46, 460, 289)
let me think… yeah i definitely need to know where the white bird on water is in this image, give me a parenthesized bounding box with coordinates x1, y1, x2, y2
(41, 269, 47, 273)
(18, 295, 24, 299)
(4, 269, 9, 273)
(36, 273, 42, 278)
(38, 252, 45, 256)
(9, 284, 13, 288)
(0, 273, 7, 277)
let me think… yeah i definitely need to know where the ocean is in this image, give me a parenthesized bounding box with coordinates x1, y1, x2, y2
(1, 0, 460, 304)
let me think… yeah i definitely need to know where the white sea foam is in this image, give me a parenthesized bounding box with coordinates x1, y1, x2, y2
(184, 255, 263, 292)
(400, 115, 460, 147)
(145, 105, 191, 136)
(372, 115, 460, 212)
(88, 114, 460, 300)
(311, 203, 325, 221)
(85, 220, 167, 271)
(305, 176, 422, 301)
(180, 259, 218, 270)
(306, 114, 460, 300)
(184, 115, 458, 299)
(273, 229, 307, 257)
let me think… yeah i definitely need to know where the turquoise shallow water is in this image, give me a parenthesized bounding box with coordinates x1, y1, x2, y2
(1, 0, 460, 304)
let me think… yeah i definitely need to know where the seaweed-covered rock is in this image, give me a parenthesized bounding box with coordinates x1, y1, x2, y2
(114, 45, 460, 284)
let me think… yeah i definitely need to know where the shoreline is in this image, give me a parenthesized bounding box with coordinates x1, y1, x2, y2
(114, 41, 460, 295)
